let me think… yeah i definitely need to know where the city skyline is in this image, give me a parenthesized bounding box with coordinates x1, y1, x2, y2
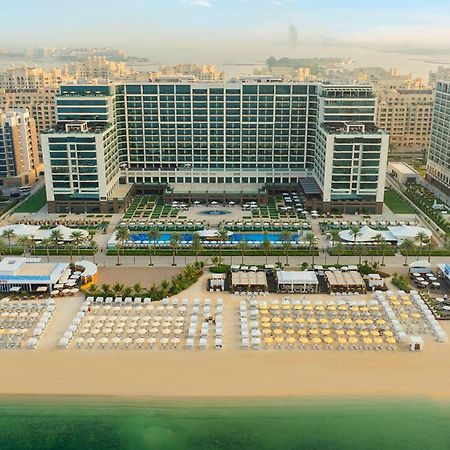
(2, 0, 450, 62)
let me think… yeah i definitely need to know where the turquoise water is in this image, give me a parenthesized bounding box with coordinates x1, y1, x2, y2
(0, 398, 449, 449)
(130, 232, 301, 244)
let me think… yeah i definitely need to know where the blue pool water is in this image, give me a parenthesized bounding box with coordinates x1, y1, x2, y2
(200, 210, 230, 215)
(130, 232, 300, 244)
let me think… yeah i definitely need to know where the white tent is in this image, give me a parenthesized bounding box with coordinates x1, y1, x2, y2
(339, 226, 381, 243)
(277, 271, 319, 293)
(0, 224, 40, 238)
(387, 225, 432, 244)
(198, 229, 233, 240)
(408, 260, 432, 274)
(34, 225, 89, 242)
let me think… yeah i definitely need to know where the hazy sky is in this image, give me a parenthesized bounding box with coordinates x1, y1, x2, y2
(2, 0, 450, 63)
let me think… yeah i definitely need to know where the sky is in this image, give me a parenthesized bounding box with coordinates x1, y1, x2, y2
(2, 0, 450, 65)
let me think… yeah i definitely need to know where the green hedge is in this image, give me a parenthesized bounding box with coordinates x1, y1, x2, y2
(399, 249, 450, 257)
(328, 248, 396, 256)
(108, 248, 319, 257)
(32, 248, 95, 256)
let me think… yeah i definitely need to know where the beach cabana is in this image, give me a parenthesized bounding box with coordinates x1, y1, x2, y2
(277, 271, 319, 293)
(325, 270, 366, 294)
(231, 271, 268, 293)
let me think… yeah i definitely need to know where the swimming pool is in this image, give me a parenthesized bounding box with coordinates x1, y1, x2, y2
(129, 232, 301, 244)
(200, 210, 230, 216)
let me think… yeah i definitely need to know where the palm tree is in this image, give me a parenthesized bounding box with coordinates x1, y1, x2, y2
(70, 230, 85, 255)
(415, 231, 429, 259)
(66, 243, 75, 264)
(334, 242, 345, 266)
(400, 238, 416, 266)
(349, 225, 362, 265)
(90, 239, 98, 264)
(237, 238, 250, 265)
(2, 229, 16, 254)
(115, 227, 130, 266)
(133, 283, 143, 297)
(0, 238, 5, 261)
(280, 230, 292, 266)
(304, 231, 318, 267)
(17, 235, 30, 256)
(425, 241, 434, 263)
(112, 283, 125, 297)
(191, 233, 203, 263)
(217, 227, 229, 260)
(378, 238, 389, 267)
(147, 229, 160, 266)
(373, 233, 384, 265)
(170, 232, 181, 266)
(260, 237, 272, 265)
(41, 237, 52, 262)
(329, 229, 340, 246)
(50, 229, 63, 255)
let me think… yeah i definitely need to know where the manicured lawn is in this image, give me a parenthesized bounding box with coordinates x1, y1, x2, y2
(15, 188, 47, 213)
(384, 189, 415, 214)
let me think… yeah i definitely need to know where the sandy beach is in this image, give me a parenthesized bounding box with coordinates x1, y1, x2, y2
(0, 272, 449, 401)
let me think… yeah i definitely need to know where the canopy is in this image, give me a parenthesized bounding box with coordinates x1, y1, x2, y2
(0, 224, 40, 237)
(34, 225, 89, 242)
(339, 226, 381, 243)
(277, 271, 318, 285)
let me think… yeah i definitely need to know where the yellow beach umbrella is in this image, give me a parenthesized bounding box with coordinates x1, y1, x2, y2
(348, 337, 358, 344)
(272, 317, 281, 323)
(273, 328, 283, 335)
(412, 313, 421, 319)
(304, 305, 313, 311)
(261, 322, 271, 328)
(321, 329, 331, 336)
(332, 318, 342, 324)
(391, 301, 400, 307)
(271, 304, 280, 310)
(324, 337, 334, 344)
(286, 337, 296, 344)
(327, 305, 336, 311)
(376, 319, 386, 325)
(274, 336, 284, 344)
(374, 337, 383, 344)
(283, 317, 293, 323)
(338, 337, 347, 344)
(384, 330, 394, 337)
(363, 337, 373, 344)
(307, 318, 317, 324)
(309, 329, 319, 335)
(401, 295, 409, 301)
(320, 318, 328, 324)
(360, 306, 369, 312)
(404, 301, 412, 306)
(281, 304, 291, 310)
(260, 310, 269, 315)
(346, 330, 356, 336)
(261, 316, 270, 322)
(262, 328, 272, 335)
(370, 305, 380, 311)
(298, 329, 307, 336)
(371, 330, 380, 337)
(296, 317, 305, 323)
(299, 337, 309, 344)
(400, 313, 409, 320)
(355, 319, 365, 325)
(285, 329, 295, 335)
(359, 330, 369, 337)
(335, 329, 345, 335)
(389, 296, 398, 301)
(294, 304, 303, 310)
(315, 305, 324, 311)
(351, 306, 359, 312)
(312, 337, 322, 344)
(343, 318, 353, 324)
(365, 319, 373, 325)
(259, 305, 269, 310)
(386, 337, 396, 344)
(264, 337, 274, 345)
(338, 305, 348, 310)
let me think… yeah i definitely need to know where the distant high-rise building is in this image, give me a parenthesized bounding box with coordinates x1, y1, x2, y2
(0, 65, 69, 90)
(42, 82, 388, 214)
(429, 66, 450, 87)
(25, 47, 55, 60)
(288, 24, 298, 48)
(427, 81, 450, 194)
(0, 109, 41, 186)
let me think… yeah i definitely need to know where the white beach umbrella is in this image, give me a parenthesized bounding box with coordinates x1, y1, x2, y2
(136, 337, 145, 347)
(123, 337, 132, 348)
(162, 328, 171, 335)
(126, 328, 136, 335)
(138, 328, 147, 335)
(147, 337, 156, 347)
(111, 337, 121, 347)
(171, 337, 180, 347)
(173, 328, 183, 335)
(99, 337, 109, 348)
(114, 327, 124, 335)
(75, 337, 85, 348)
(86, 337, 96, 348)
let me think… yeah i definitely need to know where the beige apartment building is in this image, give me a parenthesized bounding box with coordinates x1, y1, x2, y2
(65, 56, 133, 81)
(158, 64, 225, 81)
(0, 87, 58, 144)
(376, 87, 434, 154)
(0, 65, 69, 90)
(0, 109, 42, 187)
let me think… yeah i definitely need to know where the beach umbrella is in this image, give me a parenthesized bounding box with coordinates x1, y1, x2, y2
(273, 329, 283, 335)
(283, 317, 293, 324)
(281, 304, 291, 311)
(86, 337, 96, 348)
(103, 328, 112, 335)
(99, 337, 109, 348)
(370, 305, 380, 311)
(147, 337, 156, 347)
(384, 330, 394, 337)
(285, 329, 295, 335)
(365, 319, 374, 325)
(327, 305, 336, 311)
(294, 304, 303, 311)
(312, 337, 322, 344)
(272, 317, 281, 323)
(111, 337, 121, 347)
(259, 309, 269, 316)
(296, 317, 305, 324)
(75, 337, 84, 348)
(271, 304, 280, 311)
(304, 305, 313, 311)
(332, 318, 342, 324)
(160, 337, 169, 346)
(324, 337, 334, 344)
(91, 328, 100, 335)
(173, 328, 183, 335)
(309, 329, 319, 335)
(264, 337, 274, 346)
(137, 328, 147, 336)
(346, 330, 356, 336)
(299, 337, 309, 344)
(171, 337, 180, 347)
(79, 327, 90, 335)
(386, 337, 396, 344)
(123, 337, 132, 348)
(363, 337, 373, 344)
(286, 337, 296, 345)
(261, 316, 270, 323)
(321, 329, 331, 336)
(274, 336, 284, 345)
(376, 319, 386, 325)
(370, 330, 380, 337)
(374, 337, 383, 344)
(162, 328, 171, 335)
(136, 337, 145, 348)
(400, 313, 409, 320)
(149, 327, 159, 334)
(151, 321, 161, 328)
(262, 328, 272, 335)
(359, 330, 369, 337)
(315, 305, 324, 311)
(126, 328, 136, 335)
(338, 337, 348, 344)
(307, 318, 317, 324)
(335, 329, 345, 335)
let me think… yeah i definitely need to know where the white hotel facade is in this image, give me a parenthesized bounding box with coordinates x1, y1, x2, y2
(42, 81, 389, 214)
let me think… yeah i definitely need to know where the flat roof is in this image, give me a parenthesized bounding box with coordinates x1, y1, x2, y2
(16, 263, 56, 277)
(388, 162, 418, 176)
(299, 178, 322, 195)
(277, 271, 318, 284)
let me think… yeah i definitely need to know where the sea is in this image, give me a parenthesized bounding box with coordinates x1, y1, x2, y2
(0, 397, 449, 450)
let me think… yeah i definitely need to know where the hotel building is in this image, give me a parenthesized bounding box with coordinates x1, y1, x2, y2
(0, 109, 42, 186)
(427, 81, 450, 194)
(42, 81, 389, 214)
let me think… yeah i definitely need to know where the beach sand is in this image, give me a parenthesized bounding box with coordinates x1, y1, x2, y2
(0, 273, 449, 400)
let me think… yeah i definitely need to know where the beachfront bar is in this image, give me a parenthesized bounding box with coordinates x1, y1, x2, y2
(231, 271, 268, 293)
(325, 270, 366, 294)
(0, 257, 69, 293)
(277, 271, 319, 293)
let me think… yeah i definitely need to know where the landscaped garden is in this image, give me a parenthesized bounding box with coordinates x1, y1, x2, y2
(384, 188, 415, 214)
(15, 188, 47, 213)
